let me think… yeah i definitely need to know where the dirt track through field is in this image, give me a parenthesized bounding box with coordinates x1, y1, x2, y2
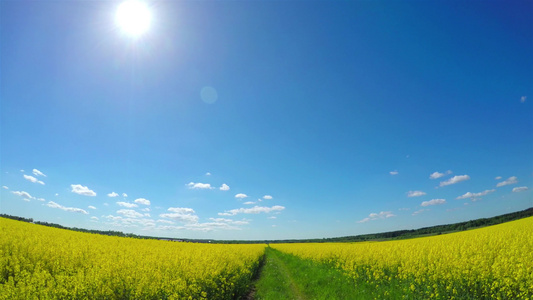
(266, 249, 306, 300)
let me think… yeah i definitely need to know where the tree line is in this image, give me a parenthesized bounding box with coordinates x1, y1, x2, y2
(1, 207, 532, 244)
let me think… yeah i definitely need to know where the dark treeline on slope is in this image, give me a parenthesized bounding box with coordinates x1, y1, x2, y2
(1, 207, 532, 244)
(219, 207, 533, 244)
(0, 214, 207, 243)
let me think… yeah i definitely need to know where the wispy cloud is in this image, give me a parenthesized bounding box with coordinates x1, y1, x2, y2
(23, 175, 45, 185)
(47, 201, 88, 214)
(439, 175, 470, 187)
(496, 176, 518, 187)
(187, 182, 214, 189)
(32, 169, 46, 177)
(156, 219, 175, 224)
(159, 207, 199, 224)
(218, 205, 285, 216)
(220, 183, 230, 191)
(206, 172, 211, 176)
(134, 198, 150, 206)
(412, 209, 429, 216)
(116, 201, 138, 208)
(71, 184, 96, 196)
(421, 199, 446, 207)
(122, 193, 128, 198)
(180, 218, 250, 232)
(407, 190, 426, 197)
(456, 189, 496, 200)
(107, 192, 119, 197)
(243, 201, 256, 205)
(235, 193, 248, 199)
(429, 170, 452, 179)
(495, 176, 502, 180)
(208, 218, 250, 226)
(12, 190, 34, 201)
(521, 96, 527, 103)
(88, 206, 97, 209)
(389, 170, 399, 175)
(116, 209, 144, 218)
(512, 186, 528, 193)
(2, 186, 8, 190)
(357, 211, 395, 223)
(103, 215, 156, 228)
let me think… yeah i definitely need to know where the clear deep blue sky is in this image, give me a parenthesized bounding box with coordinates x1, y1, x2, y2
(1, 0, 532, 240)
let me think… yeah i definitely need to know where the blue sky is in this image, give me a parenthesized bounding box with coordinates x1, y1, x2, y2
(1, 0, 531, 240)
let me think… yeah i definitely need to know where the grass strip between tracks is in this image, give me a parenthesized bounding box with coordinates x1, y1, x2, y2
(252, 247, 367, 300)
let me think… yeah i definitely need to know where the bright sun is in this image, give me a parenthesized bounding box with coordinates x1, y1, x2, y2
(116, 1, 152, 37)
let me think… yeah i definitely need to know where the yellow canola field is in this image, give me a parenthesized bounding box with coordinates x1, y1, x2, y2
(0, 217, 265, 299)
(273, 217, 533, 299)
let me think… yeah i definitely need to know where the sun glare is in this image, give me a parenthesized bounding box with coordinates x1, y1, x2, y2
(116, 1, 152, 37)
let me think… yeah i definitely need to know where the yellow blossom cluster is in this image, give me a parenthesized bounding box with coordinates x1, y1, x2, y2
(0, 217, 265, 299)
(273, 217, 533, 299)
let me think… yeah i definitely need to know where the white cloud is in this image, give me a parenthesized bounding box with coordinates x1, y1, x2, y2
(167, 218, 251, 232)
(219, 205, 285, 216)
(36, 198, 45, 202)
(2, 186, 8, 190)
(389, 170, 399, 175)
(439, 175, 470, 187)
(429, 170, 452, 180)
(495, 176, 502, 180)
(32, 169, 47, 177)
(187, 182, 214, 189)
(116, 201, 138, 208)
(456, 189, 496, 200)
(156, 219, 175, 224)
(521, 96, 527, 103)
(91, 216, 99, 221)
(263, 195, 273, 200)
(141, 207, 150, 212)
(103, 215, 156, 228)
(220, 183, 230, 191)
(122, 193, 128, 198)
(512, 186, 529, 193)
(168, 207, 195, 214)
(429, 172, 444, 179)
(12, 190, 34, 201)
(71, 184, 96, 196)
(107, 192, 119, 197)
(357, 211, 395, 223)
(243, 201, 256, 205)
(134, 198, 151, 206)
(235, 193, 248, 199)
(407, 190, 426, 197)
(206, 172, 211, 176)
(496, 176, 518, 187)
(23, 175, 45, 185)
(117, 209, 144, 218)
(159, 207, 199, 224)
(88, 206, 97, 209)
(412, 209, 429, 216)
(421, 199, 446, 207)
(208, 218, 250, 226)
(47, 201, 88, 214)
